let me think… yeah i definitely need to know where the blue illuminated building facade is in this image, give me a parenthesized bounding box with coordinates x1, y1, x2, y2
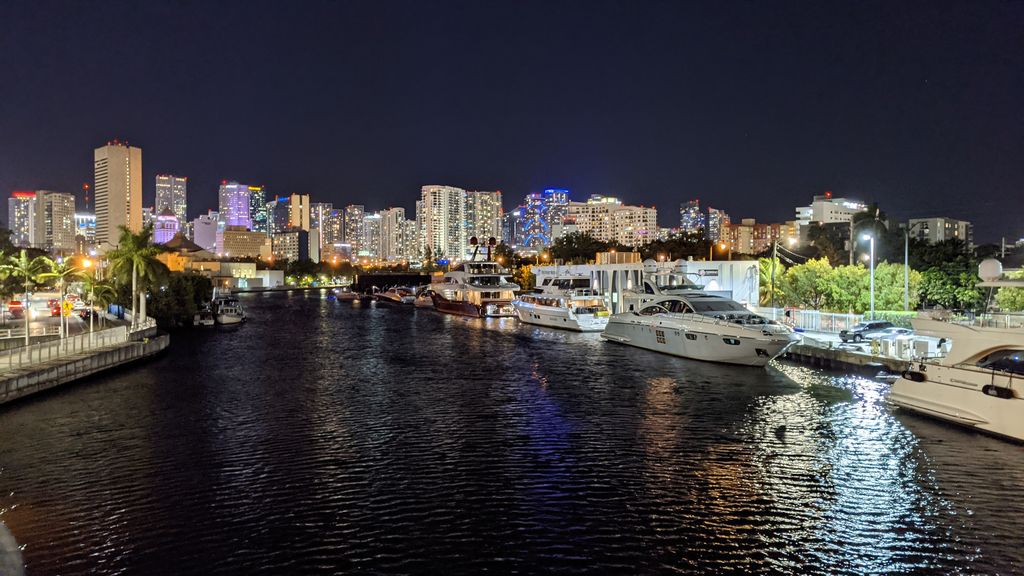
(521, 188, 569, 249)
(679, 199, 705, 236)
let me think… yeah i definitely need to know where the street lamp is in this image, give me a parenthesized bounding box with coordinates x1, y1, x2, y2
(862, 233, 875, 320)
(903, 222, 925, 311)
(82, 258, 95, 338)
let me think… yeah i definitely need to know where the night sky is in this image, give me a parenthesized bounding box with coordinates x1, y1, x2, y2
(1, 0, 1021, 242)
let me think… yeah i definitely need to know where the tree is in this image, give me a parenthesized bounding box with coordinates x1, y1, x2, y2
(995, 271, 1024, 311)
(107, 225, 168, 329)
(1, 250, 46, 345)
(81, 275, 117, 330)
(758, 257, 785, 306)
(36, 257, 85, 338)
(550, 232, 610, 263)
(827, 264, 868, 312)
(781, 257, 833, 309)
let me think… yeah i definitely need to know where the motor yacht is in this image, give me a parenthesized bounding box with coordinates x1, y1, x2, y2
(601, 293, 797, 366)
(413, 286, 435, 308)
(212, 290, 246, 325)
(890, 314, 1024, 441)
(429, 261, 520, 317)
(513, 275, 610, 332)
(332, 286, 360, 302)
(376, 286, 416, 305)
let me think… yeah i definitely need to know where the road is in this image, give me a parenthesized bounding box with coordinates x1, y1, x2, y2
(0, 291, 91, 337)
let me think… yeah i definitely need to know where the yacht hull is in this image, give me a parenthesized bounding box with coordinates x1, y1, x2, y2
(890, 364, 1024, 441)
(513, 301, 608, 332)
(601, 320, 793, 367)
(216, 314, 244, 325)
(430, 293, 514, 317)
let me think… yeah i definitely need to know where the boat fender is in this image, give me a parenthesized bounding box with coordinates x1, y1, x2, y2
(902, 371, 927, 383)
(982, 385, 1016, 400)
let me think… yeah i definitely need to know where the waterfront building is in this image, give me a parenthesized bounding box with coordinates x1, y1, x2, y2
(310, 202, 333, 256)
(153, 208, 180, 244)
(320, 208, 344, 247)
(221, 226, 272, 258)
(288, 194, 311, 231)
(344, 204, 365, 252)
(707, 207, 730, 242)
(401, 218, 419, 261)
(272, 228, 309, 262)
(908, 217, 974, 247)
(679, 199, 705, 236)
(361, 213, 382, 259)
(192, 211, 218, 252)
(417, 185, 465, 261)
(155, 174, 187, 224)
(465, 190, 503, 250)
(248, 185, 268, 235)
(8, 191, 37, 248)
(380, 207, 407, 261)
(94, 140, 142, 248)
(269, 197, 290, 235)
(566, 195, 658, 247)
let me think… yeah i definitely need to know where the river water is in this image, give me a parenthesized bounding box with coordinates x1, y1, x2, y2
(1, 291, 1022, 575)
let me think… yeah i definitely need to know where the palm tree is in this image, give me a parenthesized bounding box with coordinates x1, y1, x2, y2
(1, 250, 46, 345)
(37, 257, 85, 338)
(107, 225, 167, 329)
(81, 275, 116, 332)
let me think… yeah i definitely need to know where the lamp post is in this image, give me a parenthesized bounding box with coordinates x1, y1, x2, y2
(83, 258, 94, 339)
(862, 234, 875, 320)
(903, 221, 924, 311)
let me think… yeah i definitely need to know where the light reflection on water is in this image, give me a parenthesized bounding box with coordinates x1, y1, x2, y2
(0, 291, 1021, 575)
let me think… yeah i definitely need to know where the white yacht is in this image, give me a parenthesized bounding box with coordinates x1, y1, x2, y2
(890, 314, 1024, 441)
(212, 290, 246, 325)
(513, 276, 610, 332)
(428, 261, 520, 317)
(376, 286, 416, 305)
(332, 286, 360, 301)
(601, 293, 797, 366)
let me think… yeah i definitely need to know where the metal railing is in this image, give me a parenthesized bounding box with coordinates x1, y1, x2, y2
(0, 326, 61, 339)
(753, 307, 864, 334)
(0, 318, 156, 372)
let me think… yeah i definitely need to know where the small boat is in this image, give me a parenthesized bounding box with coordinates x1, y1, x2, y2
(212, 289, 246, 324)
(376, 286, 417, 305)
(413, 287, 434, 308)
(193, 305, 215, 327)
(332, 286, 360, 301)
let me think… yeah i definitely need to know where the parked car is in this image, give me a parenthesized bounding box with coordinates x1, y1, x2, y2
(871, 327, 914, 341)
(839, 320, 895, 342)
(6, 300, 24, 319)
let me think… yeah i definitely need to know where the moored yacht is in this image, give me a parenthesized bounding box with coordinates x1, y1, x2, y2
(212, 290, 246, 325)
(890, 314, 1024, 441)
(428, 236, 519, 317)
(376, 286, 416, 305)
(332, 286, 360, 301)
(601, 293, 796, 366)
(513, 276, 610, 332)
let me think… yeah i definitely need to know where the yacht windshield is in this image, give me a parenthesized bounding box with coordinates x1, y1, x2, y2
(471, 276, 505, 287)
(977, 350, 1024, 376)
(553, 278, 590, 289)
(689, 299, 748, 313)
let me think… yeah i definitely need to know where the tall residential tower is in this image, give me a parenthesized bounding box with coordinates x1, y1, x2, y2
(94, 141, 142, 248)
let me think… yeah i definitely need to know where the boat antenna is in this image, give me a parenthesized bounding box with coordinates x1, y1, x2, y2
(470, 236, 479, 261)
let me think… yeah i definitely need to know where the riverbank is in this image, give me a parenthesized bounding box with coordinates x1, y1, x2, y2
(0, 332, 169, 406)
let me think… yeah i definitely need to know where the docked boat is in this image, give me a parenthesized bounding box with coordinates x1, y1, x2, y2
(332, 286, 360, 301)
(890, 314, 1024, 441)
(212, 290, 246, 324)
(413, 287, 435, 308)
(428, 261, 520, 317)
(193, 305, 215, 327)
(513, 276, 610, 332)
(601, 293, 797, 366)
(376, 286, 416, 305)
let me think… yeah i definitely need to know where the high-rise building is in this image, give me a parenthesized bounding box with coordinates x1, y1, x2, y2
(288, 194, 311, 231)
(74, 213, 96, 247)
(310, 202, 333, 255)
(344, 204, 365, 253)
(679, 199, 705, 236)
(38, 190, 76, 252)
(465, 190, 503, 252)
(794, 191, 867, 231)
(501, 207, 524, 247)
(8, 191, 37, 248)
(272, 229, 309, 262)
(221, 226, 272, 258)
(155, 174, 187, 224)
(248, 185, 268, 235)
(401, 219, 419, 261)
(361, 213, 382, 259)
(566, 195, 658, 247)
(520, 189, 569, 248)
(380, 207, 418, 261)
(153, 208, 180, 244)
(94, 141, 142, 248)
(321, 209, 344, 248)
(218, 181, 252, 229)
(707, 207, 731, 242)
(417, 185, 465, 261)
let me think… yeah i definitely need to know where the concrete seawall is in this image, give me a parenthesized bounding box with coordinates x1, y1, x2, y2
(0, 334, 169, 405)
(783, 342, 910, 374)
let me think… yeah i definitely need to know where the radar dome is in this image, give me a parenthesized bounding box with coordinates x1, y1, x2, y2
(979, 259, 1003, 282)
(642, 259, 658, 274)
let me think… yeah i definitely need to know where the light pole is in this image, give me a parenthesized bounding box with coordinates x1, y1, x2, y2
(903, 221, 924, 311)
(862, 234, 875, 320)
(83, 259, 94, 339)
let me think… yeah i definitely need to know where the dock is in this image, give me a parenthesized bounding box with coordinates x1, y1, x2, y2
(782, 340, 911, 374)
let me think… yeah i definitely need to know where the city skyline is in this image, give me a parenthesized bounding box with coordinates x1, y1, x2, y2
(2, 2, 1022, 243)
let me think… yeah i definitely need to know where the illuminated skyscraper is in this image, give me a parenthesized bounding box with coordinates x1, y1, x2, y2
(417, 185, 465, 261)
(520, 188, 569, 248)
(94, 140, 142, 248)
(153, 208, 180, 244)
(465, 190, 502, 252)
(217, 181, 252, 229)
(707, 207, 730, 242)
(155, 174, 187, 224)
(8, 191, 37, 248)
(248, 185, 268, 234)
(679, 199, 705, 236)
(566, 195, 658, 247)
(344, 204, 365, 253)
